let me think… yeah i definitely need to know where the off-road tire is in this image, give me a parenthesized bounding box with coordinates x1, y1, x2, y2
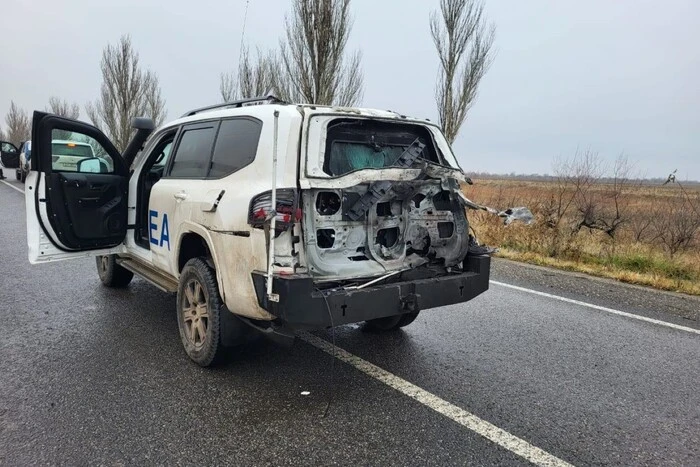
(96, 255, 134, 288)
(177, 257, 224, 367)
(397, 311, 420, 327)
(363, 314, 403, 332)
(364, 311, 420, 332)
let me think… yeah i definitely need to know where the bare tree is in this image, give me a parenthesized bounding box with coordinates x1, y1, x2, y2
(651, 191, 700, 257)
(85, 35, 167, 152)
(220, 47, 275, 102)
(273, 0, 363, 106)
(46, 97, 81, 140)
(536, 149, 604, 256)
(573, 154, 634, 241)
(220, 72, 236, 103)
(4, 101, 31, 146)
(431, 0, 495, 143)
(46, 97, 80, 119)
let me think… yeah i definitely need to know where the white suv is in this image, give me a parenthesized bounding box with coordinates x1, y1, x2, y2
(25, 96, 491, 366)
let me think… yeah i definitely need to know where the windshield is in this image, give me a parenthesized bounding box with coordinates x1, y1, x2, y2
(323, 119, 443, 176)
(52, 142, 93, 158)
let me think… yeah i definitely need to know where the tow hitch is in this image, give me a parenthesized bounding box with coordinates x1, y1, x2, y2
(400, 293, 420, 313)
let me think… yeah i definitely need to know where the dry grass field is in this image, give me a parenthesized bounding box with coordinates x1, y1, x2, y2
(463, 177, 700, 295)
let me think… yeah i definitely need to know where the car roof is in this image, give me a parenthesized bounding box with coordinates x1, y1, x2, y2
(159, 103, 436, 132)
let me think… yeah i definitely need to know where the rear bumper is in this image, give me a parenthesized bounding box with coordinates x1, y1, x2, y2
(251, 255, 490, 330)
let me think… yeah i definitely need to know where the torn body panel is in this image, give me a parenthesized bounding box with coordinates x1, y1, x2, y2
(298, 114, 471, 283)
(302, 179, 469, 281)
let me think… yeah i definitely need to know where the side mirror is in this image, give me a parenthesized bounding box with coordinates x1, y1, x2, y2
(77, 157, 103, 173)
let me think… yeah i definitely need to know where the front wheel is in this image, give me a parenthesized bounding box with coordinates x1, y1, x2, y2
(177, 258, 225, 367)
(96, 255, 134, 287)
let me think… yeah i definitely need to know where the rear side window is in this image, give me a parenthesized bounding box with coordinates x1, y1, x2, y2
(323, 119, 442, 176)
(208, 118, 262, 178)
(169, 125, 217, 178)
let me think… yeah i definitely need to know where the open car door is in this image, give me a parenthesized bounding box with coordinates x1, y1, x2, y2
(26, 111, 129, 263)
(0, 141, 20, 168)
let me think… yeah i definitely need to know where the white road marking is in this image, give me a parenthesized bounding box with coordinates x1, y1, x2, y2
(491, 280, 700, 336)
(299, 331, 573, 467)
(1, 179, 24, 194)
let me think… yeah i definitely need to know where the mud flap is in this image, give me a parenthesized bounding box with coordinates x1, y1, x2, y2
(219, 305, 258, 347)
(233, 314, 297, 348)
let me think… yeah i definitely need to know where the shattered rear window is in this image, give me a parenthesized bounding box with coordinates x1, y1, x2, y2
(323, 119, 442, 176)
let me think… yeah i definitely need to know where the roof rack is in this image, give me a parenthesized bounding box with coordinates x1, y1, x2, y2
(180, 95, 286, 117)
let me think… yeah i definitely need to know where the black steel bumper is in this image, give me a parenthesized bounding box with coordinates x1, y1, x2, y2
(251, 255, 490, 330)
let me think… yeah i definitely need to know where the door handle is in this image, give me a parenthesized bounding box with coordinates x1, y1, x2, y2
(173, 191, 188, 201)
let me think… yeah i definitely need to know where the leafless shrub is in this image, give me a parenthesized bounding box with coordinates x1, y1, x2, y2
(535, 149, 600, 255)
(430, 0, 495, 143)
(651, 191, 700, 257)
(86, 35, 167, 152)
(629, 211, 656, 243)
(573, 155, 636, 244)
(4, 101, 31, 146)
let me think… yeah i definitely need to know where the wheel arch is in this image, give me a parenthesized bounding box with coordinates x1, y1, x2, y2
(175, 223, 226, 302)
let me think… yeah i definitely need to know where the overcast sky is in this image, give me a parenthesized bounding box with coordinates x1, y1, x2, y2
(1, 0, 698, 180)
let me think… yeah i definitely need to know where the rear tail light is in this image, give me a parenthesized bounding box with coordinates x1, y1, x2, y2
(248, 188, 301, 231)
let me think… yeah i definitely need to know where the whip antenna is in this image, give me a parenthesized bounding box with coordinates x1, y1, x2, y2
(238, 0, 250, 66)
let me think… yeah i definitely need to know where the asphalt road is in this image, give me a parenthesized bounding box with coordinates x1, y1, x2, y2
(1, 177, 699, 466)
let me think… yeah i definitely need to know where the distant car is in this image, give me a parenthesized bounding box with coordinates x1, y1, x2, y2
(49, 139, 113, 173)
(51, 139, 96, 171)
(16, 140, 31, 182)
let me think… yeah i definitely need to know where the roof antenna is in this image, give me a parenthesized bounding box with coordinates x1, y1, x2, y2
(238, 0, 250, 69)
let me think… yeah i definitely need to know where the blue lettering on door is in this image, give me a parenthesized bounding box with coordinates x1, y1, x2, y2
(149, 210, 171, 250)
(160, 214, 170, 249)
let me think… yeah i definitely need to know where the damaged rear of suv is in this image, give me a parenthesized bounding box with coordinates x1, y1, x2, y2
(25, 97, 492, 366)
(251, 106, 490, 333)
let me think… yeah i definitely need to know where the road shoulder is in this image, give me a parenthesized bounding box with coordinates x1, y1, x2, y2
(491, 257, 700, 327)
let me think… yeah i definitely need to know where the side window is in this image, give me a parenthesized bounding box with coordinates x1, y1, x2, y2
(50, 130, 113, 173)
(168, 125, 217, 178)
(1, 142, 18, 153)
(208, 118, 262, 178)
(154, 141, 173, 168)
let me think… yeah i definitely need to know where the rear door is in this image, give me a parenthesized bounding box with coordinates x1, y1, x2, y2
(26, 111, 129, 263)
(147, 120, 220, 274)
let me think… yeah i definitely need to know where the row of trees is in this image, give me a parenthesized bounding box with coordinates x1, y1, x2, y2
(3, 0, 494, 152)
(1, 36, 166, 152)
(220, 0, 495, 144)
(0, 98, 80, 146)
